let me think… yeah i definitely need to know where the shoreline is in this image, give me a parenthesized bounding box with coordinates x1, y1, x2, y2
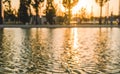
(0, 24, 120, 28)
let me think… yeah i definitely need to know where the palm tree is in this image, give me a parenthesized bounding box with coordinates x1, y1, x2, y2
(3, 0, 11, 10)
(62, 0, 78, 25)
(32, 0, 44, 24)
(3, 0, 16, 22)
(0, 0, 3, 24)
(95, 0, 109, 24)
(18, 0, 31, 24)
(46, 0, 56, 25)
(118, 0, 120, 25)
(119, 0, 120, 15)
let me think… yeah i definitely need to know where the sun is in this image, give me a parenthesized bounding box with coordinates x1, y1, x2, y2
(72, 0, 93, 15)
(59, 0, 94, 15)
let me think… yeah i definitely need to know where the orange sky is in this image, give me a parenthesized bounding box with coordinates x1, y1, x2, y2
(10, 0, 119, 17)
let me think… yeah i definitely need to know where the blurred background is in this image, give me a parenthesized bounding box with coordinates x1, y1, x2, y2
(0, 0, 120, 25)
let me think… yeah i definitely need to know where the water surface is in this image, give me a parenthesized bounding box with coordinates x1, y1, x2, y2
(0, 28, 120, 74)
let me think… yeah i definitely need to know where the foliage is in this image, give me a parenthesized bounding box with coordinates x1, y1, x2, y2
(95, 0, 109, 24)
(31, 0, 44, 24)
(3, 0, 11, 10)
(0, 0, 3, 24)
(18, 0, 31, 24)
(46, 1, 56, 24)
(32, 0, 44, 8)
(95, 0, 109, 7)
(4, 9, 16, 22)
(79, 7, 87, 19)
(62, 0, 79, 24)
(3, 0, 16, 22)
(62, 0, 79, 9)
(32, 0, 44, 15)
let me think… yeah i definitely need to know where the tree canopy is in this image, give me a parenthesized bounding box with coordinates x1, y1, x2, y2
(18, 0, 31, 24)
(95, 0, 109, 7)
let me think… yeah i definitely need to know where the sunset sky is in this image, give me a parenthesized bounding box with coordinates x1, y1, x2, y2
(10, 0, 120, 17)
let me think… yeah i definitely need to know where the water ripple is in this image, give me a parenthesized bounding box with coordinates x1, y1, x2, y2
(0, 28, 120, 74)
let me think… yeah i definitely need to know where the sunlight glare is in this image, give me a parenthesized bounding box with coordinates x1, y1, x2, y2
(11, 0, 20, 10)
(72, 0, 93, 14)
(6, 0, 119, 17)
(54, 0, 65, 12)
(72, 28, 78, 49)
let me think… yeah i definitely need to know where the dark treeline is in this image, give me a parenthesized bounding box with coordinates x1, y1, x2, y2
(0, 0, 3, 24)
(0, 0, 120, 25)
(18, 0, 31, 24)
(0, 0, 56, 25)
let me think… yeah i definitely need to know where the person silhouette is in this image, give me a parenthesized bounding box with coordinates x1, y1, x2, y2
(118, 16, 120, 25)
(110, 12, 114, 25)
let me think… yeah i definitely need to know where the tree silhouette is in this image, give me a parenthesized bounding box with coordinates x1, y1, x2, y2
(3, 0, 16, 22)
(46, 0, 56, 25)
(0, 0, 3, 24)
(80, 7, 87, 20)
(32, 0, 44, 24)
(62, 0, 78, 25)
(18, 0, 31, 24)
(95, 0, 109, 24)
(3, 0, 11, 10)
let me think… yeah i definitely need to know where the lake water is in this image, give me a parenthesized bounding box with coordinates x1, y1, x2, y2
(0, 28, 120, 74)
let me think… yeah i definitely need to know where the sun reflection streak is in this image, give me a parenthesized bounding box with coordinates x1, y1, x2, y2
(72, 28, 78, 49)
(11, 29, 24, 63)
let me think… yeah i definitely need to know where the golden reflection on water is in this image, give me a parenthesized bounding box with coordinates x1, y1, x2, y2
(3, 28, 23, 59)
(60, 28, 120, 73)
(72, 28, 78, 49)
(2, 28, 31, 73)
(1, 28, 120, 74)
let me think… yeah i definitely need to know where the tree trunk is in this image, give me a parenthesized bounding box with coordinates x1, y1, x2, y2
(99, 6, 102, 25)
(0, 0, 3, 24)
(35, 8, 39, 25)
(68, 0, 71, 25)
